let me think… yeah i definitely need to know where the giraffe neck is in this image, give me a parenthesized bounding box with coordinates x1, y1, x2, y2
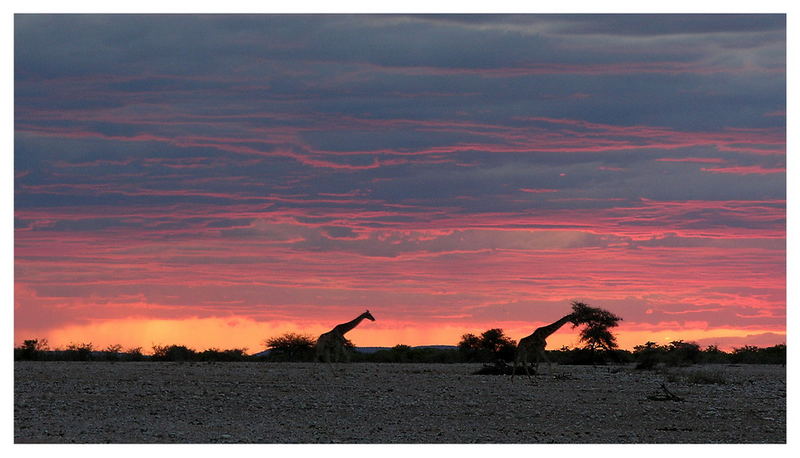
(535, 314, 574, 339)
(332, 313, 368, 336)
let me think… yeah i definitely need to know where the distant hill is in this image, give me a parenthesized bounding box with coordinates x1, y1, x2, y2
(354, 345, 457, 354)
(254, 345, 457, 357)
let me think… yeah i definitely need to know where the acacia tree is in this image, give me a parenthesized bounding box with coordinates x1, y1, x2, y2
(571, 301, 622, 353)
(578, 324, 619, 351)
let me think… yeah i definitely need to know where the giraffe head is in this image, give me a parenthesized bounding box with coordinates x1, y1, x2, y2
(363, 310, 376, 321)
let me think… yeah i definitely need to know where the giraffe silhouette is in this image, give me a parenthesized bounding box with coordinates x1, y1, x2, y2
(315, 310, 375, 369)
(511, 312, 578, 381)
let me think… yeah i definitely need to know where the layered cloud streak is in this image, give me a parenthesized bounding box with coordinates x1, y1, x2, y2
(14, 15, 785, 350)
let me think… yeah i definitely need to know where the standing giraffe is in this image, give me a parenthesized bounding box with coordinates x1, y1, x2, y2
(315, 310, 375, 365)
(511, 312, 578, 380)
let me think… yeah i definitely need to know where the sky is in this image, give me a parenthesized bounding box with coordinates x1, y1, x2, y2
(13, 13, 786, 353)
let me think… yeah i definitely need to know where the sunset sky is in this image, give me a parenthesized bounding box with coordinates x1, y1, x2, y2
(14, 14, 786, 353)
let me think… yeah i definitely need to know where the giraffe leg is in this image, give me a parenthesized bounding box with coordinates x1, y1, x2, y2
(318, 345, 337, 377)
(523, 355, 534, 381)
(512, 348, 528, 381)
(539, 349, 553, 374)
(530, 352, 541, 378)
(511, 354, 520, 381)
(326, 351, 338, 377)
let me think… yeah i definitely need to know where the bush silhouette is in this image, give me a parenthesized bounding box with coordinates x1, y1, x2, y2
(151, 344, 196, 362)
(632, 341, 666, 369)
(103, 344, 124, 361)
(633, 340, 706, 368)
(65, 342, 94, 361)
(698, 345, 728, 364)
(731, 344, 785, 364)
(458, 328, 516, 362)
(666, 340, 701, 366)
(11, 335, 787, 365)
(198, 347, 248, 362)
(15, 338, 49, 361)
(759, 344, 787, 364)
(263, 333, 317, 361)
(126, 346, 145, 361)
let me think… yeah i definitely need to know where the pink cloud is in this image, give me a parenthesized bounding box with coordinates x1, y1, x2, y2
(656, 157, 727, 163)
(701, 165, 786, 175)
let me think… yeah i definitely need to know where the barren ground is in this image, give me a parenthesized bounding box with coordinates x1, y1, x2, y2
(14, 362, 785, 443)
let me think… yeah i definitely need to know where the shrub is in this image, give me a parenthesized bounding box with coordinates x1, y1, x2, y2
(65, 342, 94, 361)
(198, 347, 248, 362)
(15, 338, 49, 361)
(126, 346, 145, 361)
(698, 345, 729, 364)
(665, 340, 701, 366)
(731, 344, 785, 364)
(263, 333, 317, 361)
(632, 340, 701, 368)
(760, 344, 787, 364)
(684, 367, 729, 385)
(151, 344, 196, 362)
(103, 344, 124, 361)
(633, 341, 667, 369)
(661, 366, 730, 385)
(457, 328, 516, 363)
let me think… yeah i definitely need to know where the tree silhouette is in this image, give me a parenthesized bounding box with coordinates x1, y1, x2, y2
(16, 338, 49, 360)
(457, 328, 516, 362)
(263, 332, 341, 361)
(458, 333, 481, 351)
(151, 344, 195, 361)
(578, 325, 619, 351)
(570, 301, 622, 351)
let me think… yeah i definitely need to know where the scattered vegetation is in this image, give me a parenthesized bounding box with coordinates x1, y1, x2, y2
(14, 335, 786, 366)
(633, 341, 700, 369)
(632, 341, 785, 369)
(731, 344, 786, 364)
(680, 367, 730, 385)
(657, 365, 734, 386)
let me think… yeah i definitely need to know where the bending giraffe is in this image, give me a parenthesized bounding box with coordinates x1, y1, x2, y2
(511, 312, 578, 381)
(315, 310, 375, 366)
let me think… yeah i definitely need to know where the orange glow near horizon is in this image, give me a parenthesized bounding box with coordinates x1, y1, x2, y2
(15, 316, 786, 354)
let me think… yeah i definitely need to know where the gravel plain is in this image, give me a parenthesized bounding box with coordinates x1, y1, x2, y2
(14, 362, 785, 443)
